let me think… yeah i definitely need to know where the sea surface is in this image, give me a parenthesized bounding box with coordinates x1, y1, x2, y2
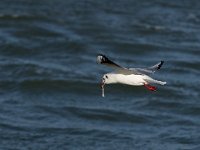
(0, 0, 200, 149)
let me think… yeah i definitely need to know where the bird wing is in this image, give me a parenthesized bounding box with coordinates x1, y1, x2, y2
(129, 61, 164, 75)
(97, 54, 143, 75)
(97, 54, 164, 75)
(97, 54, 125, 70)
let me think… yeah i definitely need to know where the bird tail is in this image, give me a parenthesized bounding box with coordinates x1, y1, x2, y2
(144, 78, 167, 85)
(156, 80, 167, 85)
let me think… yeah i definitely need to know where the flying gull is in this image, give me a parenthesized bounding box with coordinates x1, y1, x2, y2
(97, 54, 166, 97)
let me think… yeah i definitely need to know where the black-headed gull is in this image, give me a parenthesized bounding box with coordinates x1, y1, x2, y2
(97, 54, 166, 97)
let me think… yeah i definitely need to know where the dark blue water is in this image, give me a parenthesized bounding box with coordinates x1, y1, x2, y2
(0, 0, 200, 149)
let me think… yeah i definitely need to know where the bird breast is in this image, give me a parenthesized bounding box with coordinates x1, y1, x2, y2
(115, 74, 146, 86)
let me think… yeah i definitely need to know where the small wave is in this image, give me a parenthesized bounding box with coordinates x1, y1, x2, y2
(0, 13, 51, 22)
(36, 105, 152, 124)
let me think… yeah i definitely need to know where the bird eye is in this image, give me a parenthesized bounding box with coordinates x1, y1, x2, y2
(105, 75, 108, 79)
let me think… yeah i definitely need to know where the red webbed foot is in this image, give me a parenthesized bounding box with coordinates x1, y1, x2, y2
(144, 84, 157, 91)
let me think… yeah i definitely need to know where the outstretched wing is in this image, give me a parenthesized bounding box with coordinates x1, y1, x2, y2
(149, 61, 164, 71)
(97, 54, 125, 70)
(97, 54, 164, 75)
(129, 61, 164, 75)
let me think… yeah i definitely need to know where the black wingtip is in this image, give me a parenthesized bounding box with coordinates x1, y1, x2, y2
(157, 61, 164, 70)
(97, 54, 107, 64)
(96, 54, 122, 68)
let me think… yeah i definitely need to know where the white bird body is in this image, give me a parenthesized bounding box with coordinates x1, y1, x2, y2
(104, 73, 166, 86)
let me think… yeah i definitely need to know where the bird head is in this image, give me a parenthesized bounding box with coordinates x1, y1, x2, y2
(101, 73, 116, 85)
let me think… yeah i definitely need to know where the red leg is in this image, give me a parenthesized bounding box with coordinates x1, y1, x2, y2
(144, 84, 157, 91)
